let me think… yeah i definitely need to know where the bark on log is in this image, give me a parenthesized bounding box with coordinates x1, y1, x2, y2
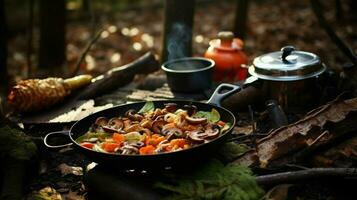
(234, 97, 357, 168)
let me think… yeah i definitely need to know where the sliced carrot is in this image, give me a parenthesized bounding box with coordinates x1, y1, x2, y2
(113, 133, 125, 144)
(217, 120, 226, 127)
(139, 145, 155, 155)
(81, 142, 94, 149)
(145, 134, 164, 147)
(102, 142, 120, 152)
(169, 139, 187, 148)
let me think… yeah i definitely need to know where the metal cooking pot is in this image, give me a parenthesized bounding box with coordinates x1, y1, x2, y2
(248, 46, 326, 111)
(161, 57, 215, 93)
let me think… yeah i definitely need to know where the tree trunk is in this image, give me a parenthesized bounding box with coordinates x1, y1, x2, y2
(233, 0, 250, 39)
(161, 0, 195, 63)
(38, 0, 66, 76)
(0, 0, 8, 93)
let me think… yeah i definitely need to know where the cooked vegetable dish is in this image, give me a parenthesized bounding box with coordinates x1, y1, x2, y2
(76, 102, 231, 155)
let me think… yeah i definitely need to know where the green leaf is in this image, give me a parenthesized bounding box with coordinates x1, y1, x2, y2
(138, 101, 155, 114)
(195, 108, 220, 123)
(221, 122, 232, 133)
(155, 159, 264, 200)
(124, 132, 145, 142)
(75, 132, 110, 143)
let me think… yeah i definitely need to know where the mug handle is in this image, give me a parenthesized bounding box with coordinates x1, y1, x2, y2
(44, 130, 73, 148)
(207, 83, 241, 107)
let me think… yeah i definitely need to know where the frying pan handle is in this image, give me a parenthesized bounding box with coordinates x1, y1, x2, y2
(44, 130, 73, 148)
(207, 83, 241, 106)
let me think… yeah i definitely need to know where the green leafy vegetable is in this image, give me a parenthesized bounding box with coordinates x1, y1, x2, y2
(155, 159, 264, 200)
(138, 101, 155, 114)
(195, 108, 220, 123)
(124, 132, 145, 143)
(76, 132, 110, 143)
(221, 122, 232, 133)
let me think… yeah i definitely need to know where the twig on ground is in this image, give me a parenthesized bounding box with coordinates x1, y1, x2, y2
(256, 168, 357, 185)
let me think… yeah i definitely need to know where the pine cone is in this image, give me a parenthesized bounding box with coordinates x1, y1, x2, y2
(7, 78, 69, 113)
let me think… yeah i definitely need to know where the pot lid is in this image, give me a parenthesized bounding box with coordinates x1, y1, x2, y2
(249, 46, 326, 81)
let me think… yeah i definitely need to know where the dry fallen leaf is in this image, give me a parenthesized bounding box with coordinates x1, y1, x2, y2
(57, 163, 83, 176)
(28, 187, 62, 200)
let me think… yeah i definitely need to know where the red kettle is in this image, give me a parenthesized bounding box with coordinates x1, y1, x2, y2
(204, 31, 248, 81)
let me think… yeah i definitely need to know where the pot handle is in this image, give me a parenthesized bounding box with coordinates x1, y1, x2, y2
(44, 130, 73, 148)
(207, 83, 241, 106)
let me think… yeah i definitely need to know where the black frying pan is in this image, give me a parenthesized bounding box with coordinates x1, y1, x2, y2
(44, 83, 240, 170)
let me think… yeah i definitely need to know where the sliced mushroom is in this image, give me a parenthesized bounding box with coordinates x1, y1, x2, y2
(108, 117, 124, 130)
(164, 103, 177, 113)
(162, 127, 183, 138)
(95, 117, 108, 126)
(185, 116, 207, 124)
(129, 141, 145, 148)
(203, 124, 220, 139)
(121, 145, 139, 155)
(139, 128, 152, 136)
(152, 120, 165, 134)
(186, 130, 206, 143)
(140, 119, 152, 129)
(102, 126, 119, 133)
(125, 124, 142, 132)
(183, 105, 197, 116)
(125, 109, 144, 121)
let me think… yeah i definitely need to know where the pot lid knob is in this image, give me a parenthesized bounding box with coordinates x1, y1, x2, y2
(281, 46, 296, 63)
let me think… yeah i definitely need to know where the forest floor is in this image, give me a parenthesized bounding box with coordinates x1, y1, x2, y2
(4, 1, 357, 199)
(6, 0, 357, 81)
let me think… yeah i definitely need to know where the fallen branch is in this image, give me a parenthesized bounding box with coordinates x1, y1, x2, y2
(69, 27, 104, 77)
(256, 168, 357, 185)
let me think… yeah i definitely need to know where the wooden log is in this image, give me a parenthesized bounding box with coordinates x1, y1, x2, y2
(234, 97, 357, 168)
(256, 168, 357, 185)
(74, 52, 160, 100)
